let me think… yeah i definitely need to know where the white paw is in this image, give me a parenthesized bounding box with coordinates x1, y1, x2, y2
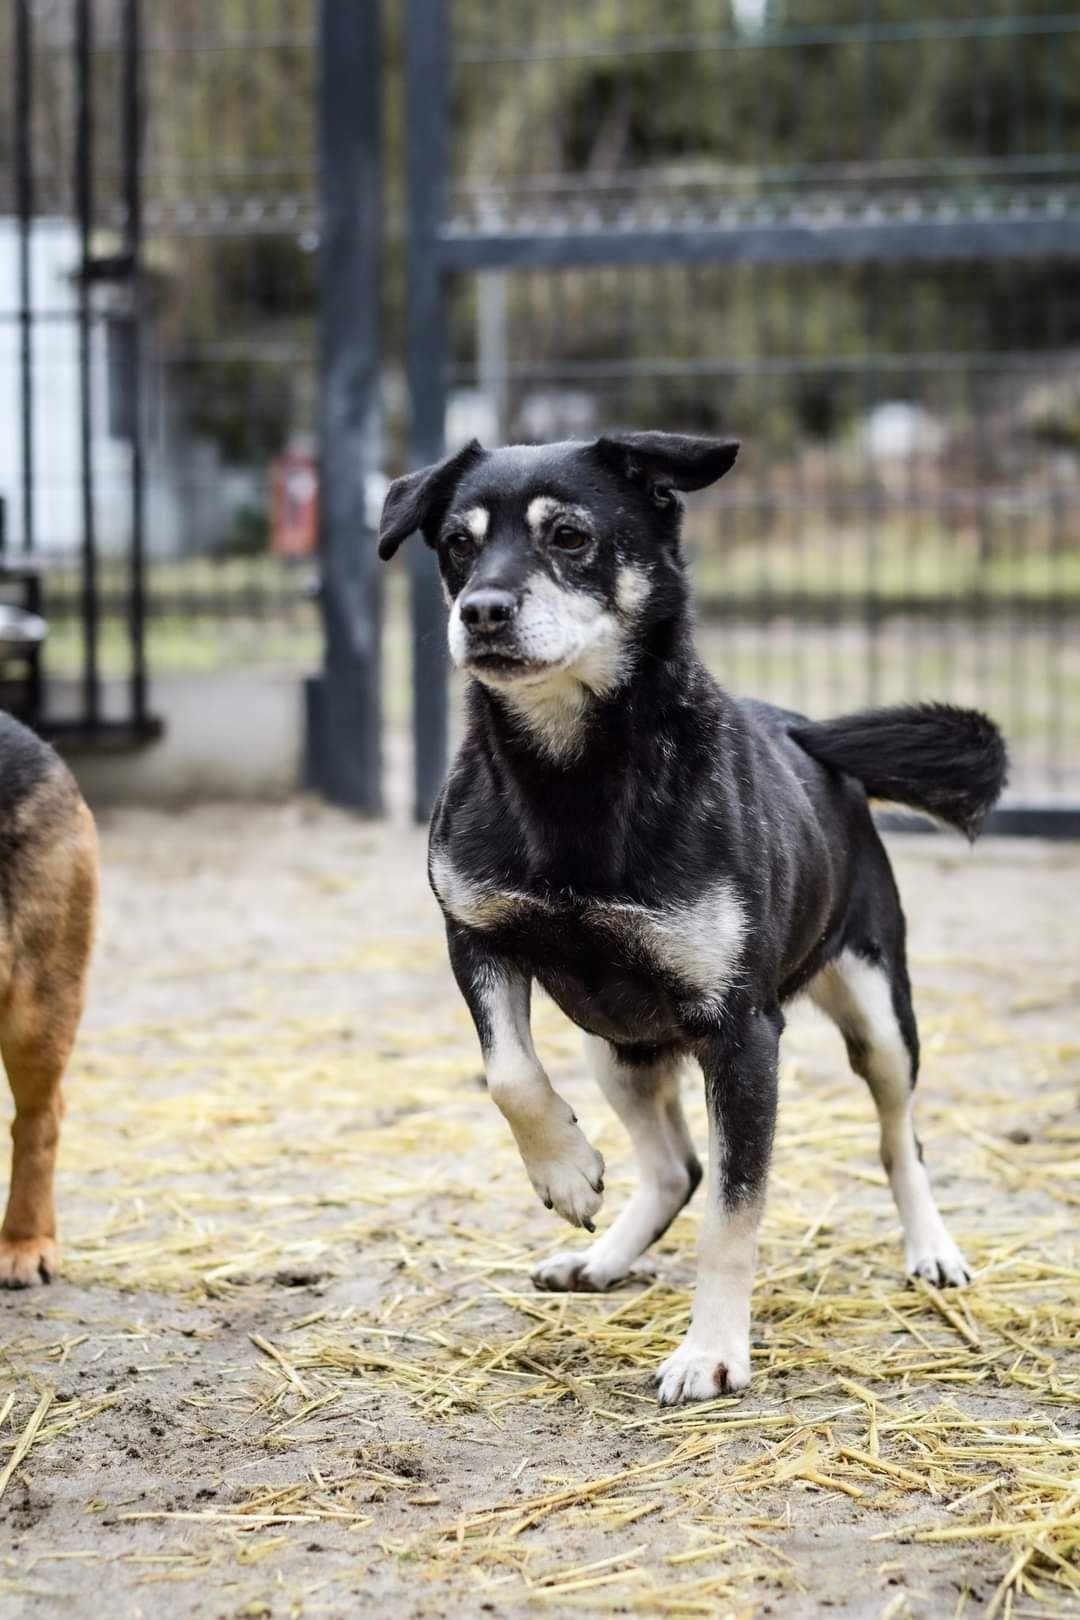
(532, 1250, 656, 1293)
(522, 1113, 605, 1230)
(906, 1236, 970, 1289)
(655, 1341, 751, 1406)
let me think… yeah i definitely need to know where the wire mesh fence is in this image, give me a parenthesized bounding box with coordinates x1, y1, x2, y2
(0, 0, 322, 697)
(448, 3, 1080, 224)
(0, 1, 1077, 804)
(434, 0, 1080, 805)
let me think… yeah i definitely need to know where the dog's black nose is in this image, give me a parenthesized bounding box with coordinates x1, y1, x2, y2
(460, 588, 518, 634)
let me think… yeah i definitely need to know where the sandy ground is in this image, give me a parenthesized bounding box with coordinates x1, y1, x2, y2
(0, 805, 1077, 1619)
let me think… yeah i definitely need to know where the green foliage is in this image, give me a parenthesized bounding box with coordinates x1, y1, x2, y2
(219, 503, 271, 558)
(1, 0, 1077, 472)
(180, 355, 295, 468)
(454, 0, 1080, 184)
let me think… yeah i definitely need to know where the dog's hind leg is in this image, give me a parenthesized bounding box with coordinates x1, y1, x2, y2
(533, 1038, 701, 1293)
(809, 944, 969, 1288)
(1, 797, 97, 1288)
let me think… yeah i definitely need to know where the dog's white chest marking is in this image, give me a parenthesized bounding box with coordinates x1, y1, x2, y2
(602, 885, 747, 1001)
(431, 851, 746, 996)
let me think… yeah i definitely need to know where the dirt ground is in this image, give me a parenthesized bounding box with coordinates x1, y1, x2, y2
(1, 805, 1077, 1619)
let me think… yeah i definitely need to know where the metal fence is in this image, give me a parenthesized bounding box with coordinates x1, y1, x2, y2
(1, 2, 1078, 825)
(405, 0, 1080, 824)
(0, 0, 154, 741)
(0, 1, 321, 738)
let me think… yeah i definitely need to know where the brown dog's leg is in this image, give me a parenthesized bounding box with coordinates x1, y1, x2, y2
(1, 797, 97, 1288)
(1, 1015, 68, 1285)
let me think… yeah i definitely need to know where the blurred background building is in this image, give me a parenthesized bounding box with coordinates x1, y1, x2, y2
(0, 1, 1077, 821)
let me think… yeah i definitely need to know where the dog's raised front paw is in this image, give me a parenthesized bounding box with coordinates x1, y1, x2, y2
(0, 1235, 56, 1289)
(523, 1116, 605, 1230)
(654, 1341, 751, 1405)
(906, 1238, 970, 1289)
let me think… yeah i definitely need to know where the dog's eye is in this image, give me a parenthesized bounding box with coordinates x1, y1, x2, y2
(445, 532, 475, 563)
(551, 524, 589, 553)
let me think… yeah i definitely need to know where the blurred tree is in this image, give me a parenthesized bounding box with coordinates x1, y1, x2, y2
(0, 0, 1077, 469)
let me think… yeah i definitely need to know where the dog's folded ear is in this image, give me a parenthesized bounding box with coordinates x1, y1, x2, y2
(593, 431, 739, 496)
(378, 439, 485, 559)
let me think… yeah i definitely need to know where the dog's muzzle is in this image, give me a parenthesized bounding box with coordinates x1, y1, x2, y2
(456, 585, 536, 678)
(459, 587, 518, 636)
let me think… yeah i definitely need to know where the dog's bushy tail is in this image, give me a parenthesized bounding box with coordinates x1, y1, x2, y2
(790, 702, 1008, 840)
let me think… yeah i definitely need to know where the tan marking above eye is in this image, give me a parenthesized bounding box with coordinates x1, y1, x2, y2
(526, 496, 594, 542)
(461, 506, 489, 541)
(526, 496, 559, 536)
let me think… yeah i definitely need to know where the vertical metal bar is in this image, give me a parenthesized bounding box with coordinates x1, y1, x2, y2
(901, 279, 921, 706)
(1045, 29, 1063, 157)
(861, 0, 878, 166)
(1007, 0, 1025, 163)
(967, 359, 989, 718)
(972, 27, 989, 157)
(1004, 271, 1024, 792)
(822, 280, 843, 718)
(1045, 275, 1065, 799)
(936, 276, 954, 706)
(404, 0, 450, 823)
(477, 272, 508, 443)
(862, 262, 881, 707)
(76, 0, 100, 727)
(15, 0, 34, 557)
(752, 265, 772, 700)
(123, 0, 148, 728)
(785, 265, 808, 711)
(304, 0, 384, 814)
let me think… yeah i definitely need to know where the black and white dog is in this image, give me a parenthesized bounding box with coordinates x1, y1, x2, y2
(378, 432, 1006, 1405)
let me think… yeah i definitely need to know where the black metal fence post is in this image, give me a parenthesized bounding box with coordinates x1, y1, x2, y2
(404, 0, 450, 823)
(122, 0, 148, 730)
(75, 0, 100, 728)
(305, 0, 384, 814)
(14, 0, 34, 559)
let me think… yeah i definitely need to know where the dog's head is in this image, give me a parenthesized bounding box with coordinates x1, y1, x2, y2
(378, 433, 738, 697)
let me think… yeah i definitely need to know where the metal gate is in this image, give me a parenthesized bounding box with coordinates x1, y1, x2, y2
(402, 1, 1080, 831)
(2, 0, 156, 745)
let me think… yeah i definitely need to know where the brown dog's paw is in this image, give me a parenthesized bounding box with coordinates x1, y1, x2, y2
(0, 1236, 57, 1288)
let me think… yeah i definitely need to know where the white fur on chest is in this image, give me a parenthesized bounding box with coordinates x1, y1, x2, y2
(431, 851, 746, 997)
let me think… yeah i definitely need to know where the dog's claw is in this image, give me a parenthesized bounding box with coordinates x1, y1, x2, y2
(907, 1239, 970, 1290)
(524, 1113, 605, 1230)
(0, 1236, 58, 1289)
(654, 1344, 751, 1405)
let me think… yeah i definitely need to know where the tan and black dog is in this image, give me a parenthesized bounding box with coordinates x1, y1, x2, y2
(0, 712, 97, 1288)
(379, 434, 1006, 1403)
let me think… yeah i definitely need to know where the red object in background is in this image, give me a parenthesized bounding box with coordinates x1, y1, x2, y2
(270, 445, 319, 558)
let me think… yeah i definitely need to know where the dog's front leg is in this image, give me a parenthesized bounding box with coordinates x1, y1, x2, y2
(446, 925, 605, 1229)
(656, 1002, 781, 1404)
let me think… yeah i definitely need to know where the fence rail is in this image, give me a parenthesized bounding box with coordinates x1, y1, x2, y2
(399, 0, 1080, 821)
(0, 1, 1077, 823)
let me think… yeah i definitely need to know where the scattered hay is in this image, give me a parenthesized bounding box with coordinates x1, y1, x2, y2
(1, 816, 1077, 1615)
